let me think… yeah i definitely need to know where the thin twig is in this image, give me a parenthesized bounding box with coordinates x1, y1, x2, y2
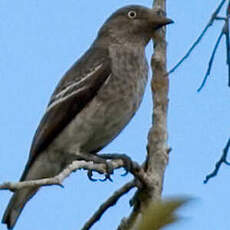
(215, 16, 227, 20)
(0, 160, 125, 191)
(168, 0, 226, 75)
(81, 180, 136, 230)
(197, 29, 224, 92)
(204, 138, 230, 183)
(198, 0, 230, 91)
(224, 1, 230, 86)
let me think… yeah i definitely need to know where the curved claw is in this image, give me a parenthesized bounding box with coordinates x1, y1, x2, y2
(87, 170, 97, 182)
(100, 153, 141, 177)
(121, 169, 129, 177)
(99, 174, 113, 182)
(99, 161, 114, 182)
(100, 153, 133, 171)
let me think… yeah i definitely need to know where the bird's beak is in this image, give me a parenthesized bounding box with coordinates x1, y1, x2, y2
(148, 11, 174, 29)
(155, 17, 174, 27)
(153, 16, 174, 29)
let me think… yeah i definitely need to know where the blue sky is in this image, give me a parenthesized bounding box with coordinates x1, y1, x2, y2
(0, 0, 229, 230)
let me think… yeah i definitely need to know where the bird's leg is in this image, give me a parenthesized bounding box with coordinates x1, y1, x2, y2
(99, 153, 140, 176)
(71, 152, 114, 182)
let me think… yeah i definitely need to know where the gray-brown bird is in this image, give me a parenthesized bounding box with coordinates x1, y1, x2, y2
(2, 5, 173, 229)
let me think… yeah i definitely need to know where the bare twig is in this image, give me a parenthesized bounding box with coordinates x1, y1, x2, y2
(198, 1, 230, 91)
(0, 159, 125, 191)
(168, 0, 226, 75)
(224, 1, 230, 86)
(204, 138, 230, 183)
(80, 159, 150, 230)
(1, 155, 150, 230)
(197, 29, 224, 92)
(81, 180, 136, 230)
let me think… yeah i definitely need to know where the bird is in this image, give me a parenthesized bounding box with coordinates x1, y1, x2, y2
(2, 5, 173, 229)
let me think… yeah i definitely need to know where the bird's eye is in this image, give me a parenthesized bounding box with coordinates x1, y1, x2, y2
(128, 10, 137, 19)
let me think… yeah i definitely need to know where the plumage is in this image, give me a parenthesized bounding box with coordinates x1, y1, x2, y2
(2, 5, 173, 229)
(26, 51, 111, 178)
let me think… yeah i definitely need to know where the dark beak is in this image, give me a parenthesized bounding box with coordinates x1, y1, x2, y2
(148, 10, 174, 29)
(154, 17, 174, 28)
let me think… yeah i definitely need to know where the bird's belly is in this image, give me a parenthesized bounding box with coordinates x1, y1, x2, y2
(50, 73, 147, 155)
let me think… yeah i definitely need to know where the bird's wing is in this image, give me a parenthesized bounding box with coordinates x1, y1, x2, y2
(21, 49, 111, 180)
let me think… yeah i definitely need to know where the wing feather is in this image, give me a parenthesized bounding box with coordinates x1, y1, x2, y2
(21, 48, 111, 180)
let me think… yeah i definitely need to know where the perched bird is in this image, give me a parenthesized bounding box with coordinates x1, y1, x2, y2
(2, 5, 173, 229)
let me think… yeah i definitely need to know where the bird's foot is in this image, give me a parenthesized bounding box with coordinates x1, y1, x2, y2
(99, 153, 139, 176)
(74, 153, 114, 182)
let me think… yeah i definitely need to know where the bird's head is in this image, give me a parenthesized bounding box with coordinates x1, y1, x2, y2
(96, 5, 173, 46)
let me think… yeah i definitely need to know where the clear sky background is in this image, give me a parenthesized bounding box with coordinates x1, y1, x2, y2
(0, 0, 229, 230)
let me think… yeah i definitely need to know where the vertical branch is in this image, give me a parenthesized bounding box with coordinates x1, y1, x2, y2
(146, 0, 169, 200)
(117, 0, 169, 229)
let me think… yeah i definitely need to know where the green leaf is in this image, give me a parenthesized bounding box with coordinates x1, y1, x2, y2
(136, 198, 189, 230)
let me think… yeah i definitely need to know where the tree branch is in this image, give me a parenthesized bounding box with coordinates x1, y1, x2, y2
(117, 0, 170, 229)
(197, 29, 224, 92)
(1, 155, 151, 230)
(168, 0, 226, 75)
(81, 180, 136, 230)
(224, 1, 230, 86)
(198, 0, 230, 91)
(204, 138, 230, 183)
(0, 159, 126, 192)
(80, 158, 152, 230)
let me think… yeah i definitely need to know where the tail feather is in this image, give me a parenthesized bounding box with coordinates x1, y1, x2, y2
(2, 188, 38, 229)
(2, 150, 65, 229)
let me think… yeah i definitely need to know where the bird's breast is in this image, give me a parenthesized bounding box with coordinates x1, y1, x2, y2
(50, 46, 148, 154)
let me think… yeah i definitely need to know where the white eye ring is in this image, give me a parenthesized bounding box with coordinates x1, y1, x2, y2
(128, 10, 137, 19)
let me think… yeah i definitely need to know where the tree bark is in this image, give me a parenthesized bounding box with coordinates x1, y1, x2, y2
(146, 0, 169, 201)
(118, 0, 169, 229)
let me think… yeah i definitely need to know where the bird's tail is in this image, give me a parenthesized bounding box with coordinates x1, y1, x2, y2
(2, 187, 39, 229)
